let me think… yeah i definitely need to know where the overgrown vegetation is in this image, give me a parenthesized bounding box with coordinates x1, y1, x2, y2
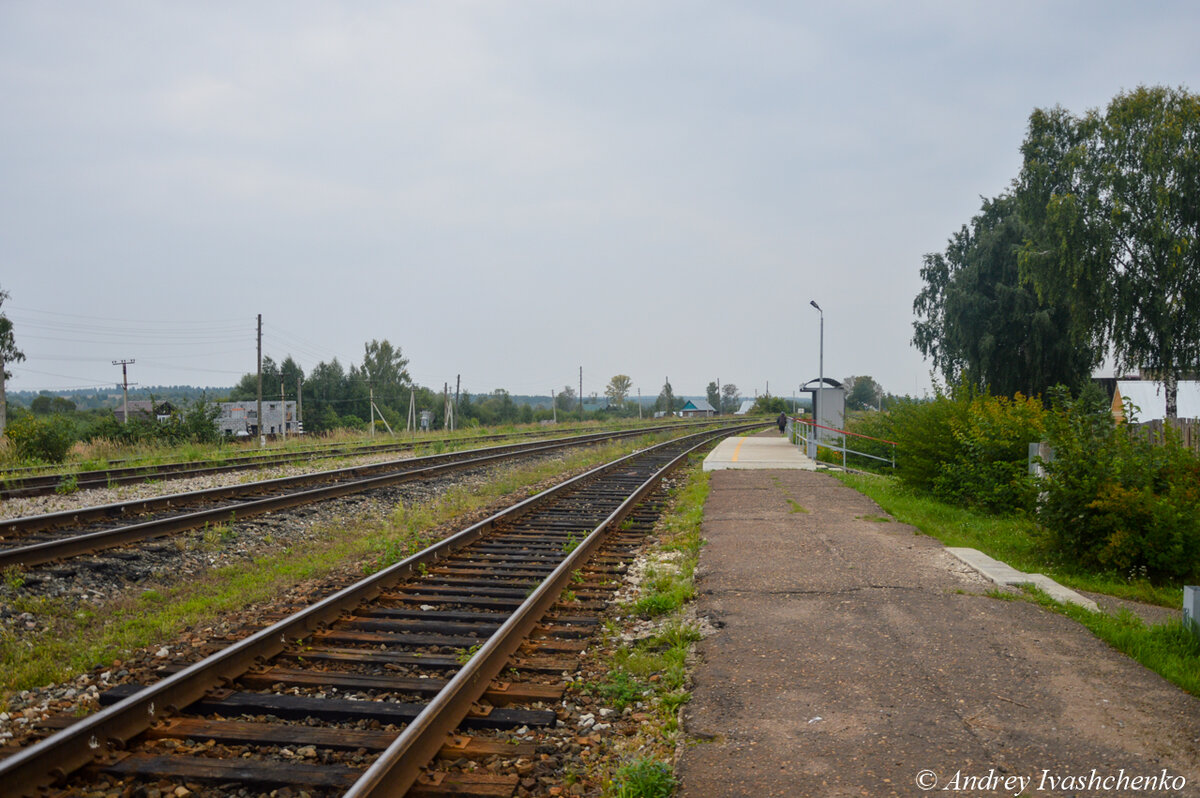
(2, 398, 223, 465)
(883, 389, 1045, 513)
(1039, 390, 1200, 582)
(844, 382, 1200, 587)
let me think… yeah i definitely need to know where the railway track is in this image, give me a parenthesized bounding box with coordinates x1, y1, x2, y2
(0, 423, 755, 796)
(0, 425, 694, 570)
(0, 421, 725, 501)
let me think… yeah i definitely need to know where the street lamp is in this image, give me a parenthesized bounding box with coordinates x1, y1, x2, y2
(809, 300, 823, 418)
(810, 301, 823, 458)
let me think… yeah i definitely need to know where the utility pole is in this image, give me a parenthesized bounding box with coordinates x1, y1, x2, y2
(551, 389, 556, 424)
(256, 314, 264, 447)
(369, 383, 375, 437)
(112, 359, 135, 424)
(579, 366, 583, 422)
(717, 378, 721, 415)
(407, 388, 416, 433)
(637, 388, 642, 420)
(280, 381, 286, 441)
(455, 374, 460, 409)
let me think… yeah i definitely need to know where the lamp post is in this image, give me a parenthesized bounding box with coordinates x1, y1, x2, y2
(810, 300, 823, 458)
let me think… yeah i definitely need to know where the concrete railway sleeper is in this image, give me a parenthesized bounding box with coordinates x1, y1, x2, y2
(0, 425, 686, 570)
(0, 423, 757, 797)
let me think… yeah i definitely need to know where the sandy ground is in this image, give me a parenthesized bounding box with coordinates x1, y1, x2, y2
(677, 468, 1200, 798)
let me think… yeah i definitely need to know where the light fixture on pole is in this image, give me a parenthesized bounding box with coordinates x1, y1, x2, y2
(809, 300, 823, 413)
(810, 300, 823, 458)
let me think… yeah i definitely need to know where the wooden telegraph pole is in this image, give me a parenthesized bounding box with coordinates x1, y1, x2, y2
(112, 359, 135, 424)
(256, 314, 263, 447)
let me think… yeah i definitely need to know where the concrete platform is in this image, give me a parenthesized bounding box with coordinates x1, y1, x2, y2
(703, 432, 816, 471)
(677, 469, 1200, 797)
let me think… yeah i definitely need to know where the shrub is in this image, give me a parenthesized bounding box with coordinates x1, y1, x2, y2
(842, 411, 898, 471)
(933, 392, 1045, 512)
(1038, 391, 1200, 582)
(4, 414, 76, 463)
(889, 390, 1044, 513)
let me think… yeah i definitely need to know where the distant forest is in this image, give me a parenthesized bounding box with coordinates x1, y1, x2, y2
(8, 385, 229, 411)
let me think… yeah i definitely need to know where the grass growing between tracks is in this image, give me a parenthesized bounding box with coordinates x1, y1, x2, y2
(577, 461, 711, 797)
(0, 435, 671, 697)
(835, 471, 1200, 698)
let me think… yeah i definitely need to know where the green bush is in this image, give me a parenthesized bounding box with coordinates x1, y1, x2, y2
(79, 400, 223, 447)
(1039, 391, 1200, 582)
(842, 411, 897, 471)
(888, 394, 969, 492)
(612, 758, 676, 798)
(889, 391, 1044, 513)
(4, 414, 76, 462)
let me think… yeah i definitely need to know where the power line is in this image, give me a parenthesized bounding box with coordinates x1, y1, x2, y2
(8, 305, 245, 326)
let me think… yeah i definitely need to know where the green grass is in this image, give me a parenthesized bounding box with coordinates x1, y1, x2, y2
(835, 472, 1181, 608)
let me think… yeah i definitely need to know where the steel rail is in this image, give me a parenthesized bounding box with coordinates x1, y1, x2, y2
(0, 424, 608, 500)
(0, 418, 745, 499)
(0, 423, 758, 796)
(0, 426, 663, 539)
(0, 426, 663, 569)
(344, 428, 729, 797)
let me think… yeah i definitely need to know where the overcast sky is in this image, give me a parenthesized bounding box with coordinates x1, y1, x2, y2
(3, 2, 1198, 402)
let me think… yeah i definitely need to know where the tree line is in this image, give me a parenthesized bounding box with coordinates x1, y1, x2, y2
(913, 85, 1200, 415)
(231, 350, 754, 433)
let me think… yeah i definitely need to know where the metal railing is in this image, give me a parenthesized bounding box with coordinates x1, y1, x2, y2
(787, 417, 896, 471)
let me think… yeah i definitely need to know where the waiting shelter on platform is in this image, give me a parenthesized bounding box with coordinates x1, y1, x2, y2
(799, 377, 845, 458)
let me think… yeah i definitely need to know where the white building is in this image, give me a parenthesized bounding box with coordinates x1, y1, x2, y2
(217, 401, 300, 437)
(1111, 380, 1200, 422)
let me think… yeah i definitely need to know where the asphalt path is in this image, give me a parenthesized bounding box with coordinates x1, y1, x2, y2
(677, 468, 1200, 797)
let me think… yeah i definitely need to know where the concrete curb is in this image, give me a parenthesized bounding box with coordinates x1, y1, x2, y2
(947, 547, 1100, 612)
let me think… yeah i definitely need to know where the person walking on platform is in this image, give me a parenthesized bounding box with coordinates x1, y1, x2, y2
(777, 412, 787, 433)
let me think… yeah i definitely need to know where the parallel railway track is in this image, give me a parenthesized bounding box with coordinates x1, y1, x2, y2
(0, 421, 727, 501)
(0, 425, 690, 570)
(0, 423, 757, 796)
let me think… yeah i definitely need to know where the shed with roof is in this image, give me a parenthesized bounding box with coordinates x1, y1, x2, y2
(679, 398, 716, 417)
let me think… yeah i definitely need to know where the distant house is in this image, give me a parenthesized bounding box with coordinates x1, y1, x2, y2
(1109, 380, 1200, 422)
(217, 401, 300, 437)
(679, 398, 716, 417)
(114, 400, 175, 424)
